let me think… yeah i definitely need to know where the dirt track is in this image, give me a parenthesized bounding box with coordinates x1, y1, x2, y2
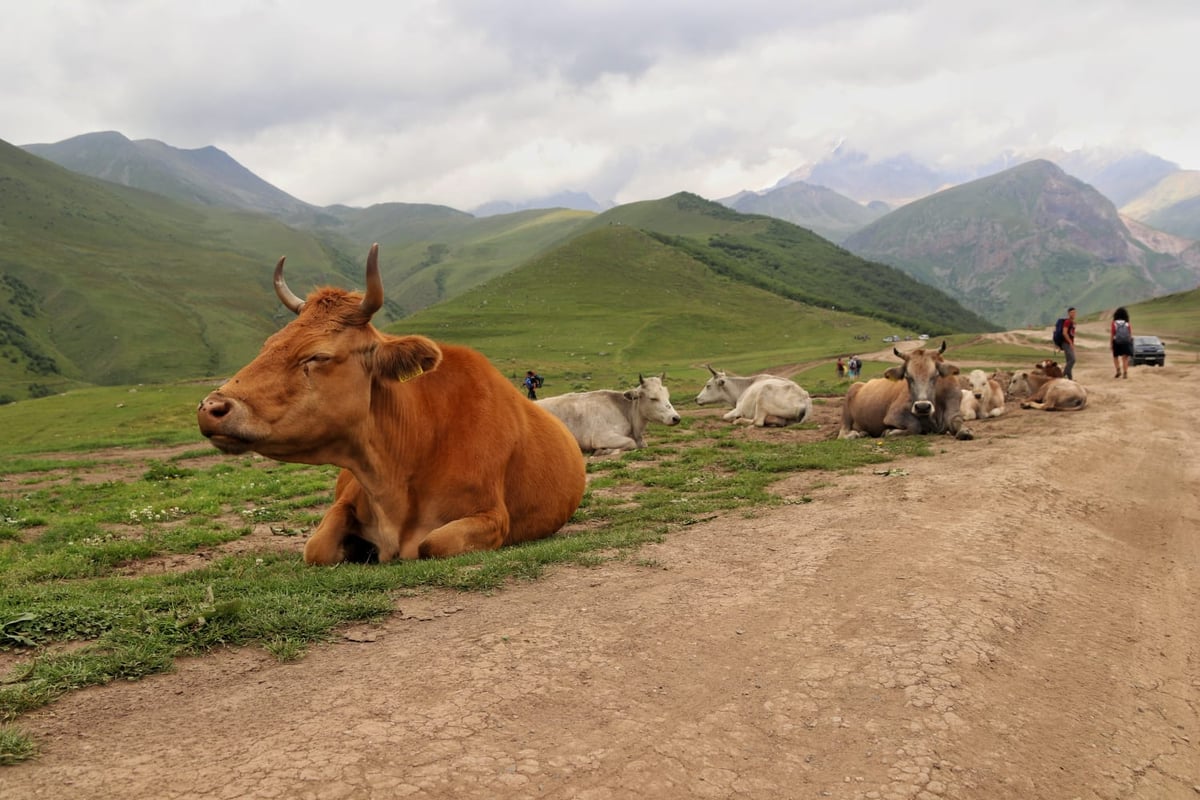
(5, 331, 1199, 799)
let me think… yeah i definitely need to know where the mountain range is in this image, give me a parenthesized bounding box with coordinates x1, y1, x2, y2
(5, 130, 1200, 396)
(0, 135, 992, 400)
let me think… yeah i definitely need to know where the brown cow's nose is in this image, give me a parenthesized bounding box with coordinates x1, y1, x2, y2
(913, 400, 934, 416)
(198, 393, 233, 419)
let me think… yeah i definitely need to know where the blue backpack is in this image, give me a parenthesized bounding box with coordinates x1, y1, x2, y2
(1052, 318, 1067, 349)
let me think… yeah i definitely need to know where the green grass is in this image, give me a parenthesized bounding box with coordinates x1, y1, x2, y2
(0, 382, 209, 455)
(0, 388, 933, 758)
(0, 725, 37, 766)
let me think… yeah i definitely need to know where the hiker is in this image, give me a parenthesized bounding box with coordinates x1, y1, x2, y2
(1110, 307, 1133, 379)
(1055, 307, 1078, 380)
(836, 357, 846, 378)
(523, 370, 543, 400)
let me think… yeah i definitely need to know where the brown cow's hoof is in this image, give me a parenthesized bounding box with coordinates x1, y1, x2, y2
(955, 429, 974, 441)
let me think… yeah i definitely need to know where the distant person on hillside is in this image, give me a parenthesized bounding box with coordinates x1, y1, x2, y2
(836, 357, 846, 378)
(523, 370, 543, 400)
(1061, 307, 1078, 380)
(849, 356, 861, 378)
(1110, 306, 1133, 379)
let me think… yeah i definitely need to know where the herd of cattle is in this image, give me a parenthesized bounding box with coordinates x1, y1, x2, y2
(196, 246, 1090, 565)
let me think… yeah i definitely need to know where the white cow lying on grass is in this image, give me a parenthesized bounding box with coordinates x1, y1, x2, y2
(537, 374, 681, 456)
(695, 365, 812, 427)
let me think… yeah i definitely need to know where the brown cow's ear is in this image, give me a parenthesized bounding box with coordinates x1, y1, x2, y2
(938, 362, 960, 377)
(373, 335, 443, 382)
(883, 365, 905, 380)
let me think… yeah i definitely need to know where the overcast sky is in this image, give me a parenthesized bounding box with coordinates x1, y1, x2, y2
(3, 0, 1197, 211)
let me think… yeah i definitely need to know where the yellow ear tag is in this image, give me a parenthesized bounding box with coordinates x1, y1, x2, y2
(397, 365, 424, 383)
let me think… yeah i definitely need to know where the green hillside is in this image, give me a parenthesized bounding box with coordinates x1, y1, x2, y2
(584, 193, 995, 334)
(392, 224, 952, 391)
(311, 205, 594, 316)
(0, 139, 347, 399)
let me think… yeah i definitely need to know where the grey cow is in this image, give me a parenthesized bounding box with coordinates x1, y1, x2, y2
(537, 374, 681, 456)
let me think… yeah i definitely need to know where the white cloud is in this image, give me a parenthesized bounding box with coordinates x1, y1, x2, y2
(2, 0, 1197, 209)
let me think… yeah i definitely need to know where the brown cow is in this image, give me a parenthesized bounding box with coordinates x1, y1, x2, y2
(838, 342, 973, 440)
(1034, 359, 1064, 377)
(197, 245, 586, 563)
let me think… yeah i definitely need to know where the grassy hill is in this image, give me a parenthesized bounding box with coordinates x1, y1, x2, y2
(391, 224, 963, 392)
(582, 193, 995, 335)
(310, 205, 594, 316)
(0, 139, 349, 399)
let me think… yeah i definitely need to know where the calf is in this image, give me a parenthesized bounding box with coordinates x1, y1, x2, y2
(966, 369, 1005, 418)
(537, 374, 681, 456)
(960, 389, 982, 422)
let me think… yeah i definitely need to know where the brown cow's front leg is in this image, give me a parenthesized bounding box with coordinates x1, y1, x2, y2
(303, 470, 402, 565)
(303, 500, 361, 565)
(418, 511, 509, 558)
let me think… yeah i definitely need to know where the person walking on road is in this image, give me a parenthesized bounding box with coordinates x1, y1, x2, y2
(1061, 307, 1078, 380)
(1110, 306, 1133, 379)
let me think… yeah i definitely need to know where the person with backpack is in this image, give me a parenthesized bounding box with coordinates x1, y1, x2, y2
(1054, 306, 1078, 380)
(523, 370, 544, 400)
(1110, 307, 1134, 379)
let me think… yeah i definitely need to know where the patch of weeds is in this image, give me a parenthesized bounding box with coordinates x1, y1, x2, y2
(0, 725, 38, 765)
(142, 461, 196, 482)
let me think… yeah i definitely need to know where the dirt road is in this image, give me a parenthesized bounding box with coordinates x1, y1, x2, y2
(6, 335, 1199, 799)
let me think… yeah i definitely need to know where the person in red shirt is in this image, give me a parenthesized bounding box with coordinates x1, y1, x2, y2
(1062, 307, 1078, 380)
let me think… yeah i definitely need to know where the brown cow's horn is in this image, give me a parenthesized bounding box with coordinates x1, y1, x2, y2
(938, 340, 947, 354)
(273, 256, 305, 315)
(359, 243, 383, 317)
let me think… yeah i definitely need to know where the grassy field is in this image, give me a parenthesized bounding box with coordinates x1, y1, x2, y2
(0, 380, 939, 764)
(2, 288, 1195, 764)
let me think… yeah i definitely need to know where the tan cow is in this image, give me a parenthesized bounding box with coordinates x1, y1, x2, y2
(197, 245, 586, 563)
(695, 366, 812, 427)
(839, 342, 973, 440)
(1014, 376, 1089, 411)
(1007, 369, 1057, 399)
(537, 374, 681, 456)
(966, 369, 1005, 418)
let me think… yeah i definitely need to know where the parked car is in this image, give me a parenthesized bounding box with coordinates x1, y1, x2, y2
(1131, 335, 1166, 367)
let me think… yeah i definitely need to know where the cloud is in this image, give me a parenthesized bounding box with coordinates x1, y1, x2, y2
(3, 0, 1197, 210)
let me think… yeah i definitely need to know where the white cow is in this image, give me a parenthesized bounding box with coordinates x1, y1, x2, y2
(695, 366, 812, 427)
(966, 369, 1006, 418)
(537, 374, 681, 456)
